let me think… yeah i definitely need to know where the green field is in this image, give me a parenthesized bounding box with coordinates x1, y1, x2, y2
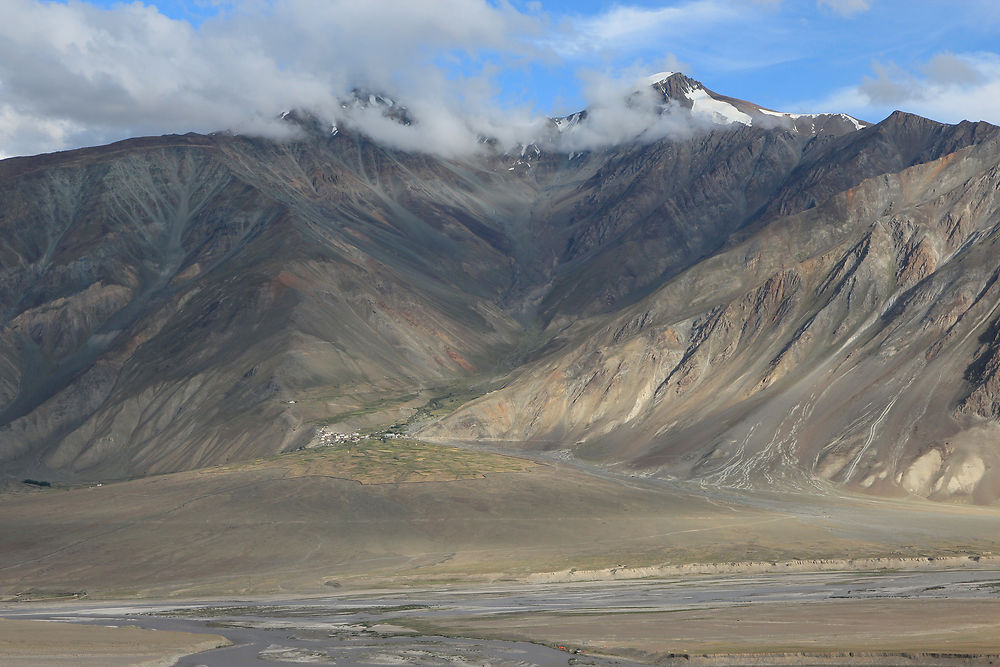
(201, 436, 536, 484)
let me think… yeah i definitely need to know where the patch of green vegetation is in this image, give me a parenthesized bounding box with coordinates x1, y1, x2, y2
(412, 387, 488, 422)
(299, 379, 500, 432)
(202, 436, 535, 484)
(311, 392, 420, 427)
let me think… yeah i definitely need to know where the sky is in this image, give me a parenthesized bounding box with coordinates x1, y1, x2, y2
(2, 0, 1000, 158)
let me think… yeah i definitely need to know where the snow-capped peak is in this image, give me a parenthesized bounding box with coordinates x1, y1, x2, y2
(646, 72, 868, 133)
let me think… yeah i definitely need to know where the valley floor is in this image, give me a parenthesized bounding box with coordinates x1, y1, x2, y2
(3, 570, 1000, 665)
(2, 441, 1000, 663)
(3, 441, 1000, 597)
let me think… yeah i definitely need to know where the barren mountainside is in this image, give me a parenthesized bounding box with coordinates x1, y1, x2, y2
(3, 73, 1000, 503)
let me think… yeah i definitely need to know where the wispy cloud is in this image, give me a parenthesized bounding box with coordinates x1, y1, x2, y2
(551, 1, 736, 57)
(323, 66, 709, 156)
(552, 69, 710, 151)
(817, 0, 872, 17)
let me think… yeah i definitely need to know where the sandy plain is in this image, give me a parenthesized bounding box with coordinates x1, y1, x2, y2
(0, 616, 228, 666)
(3, 441, 1000, 599)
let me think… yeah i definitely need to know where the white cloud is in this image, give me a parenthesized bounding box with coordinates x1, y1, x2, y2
(859, 62, 918, 105)
(0, 0, 747, 159)
(15, 0, 957, 159)
(817, 0, 872, 17)
(552, 1, 739, 58)
(0, 0, 541, 158)
(550, 67, 707, 151)
(804, 52, 1000, 125)
(0, 104, 82, 160)
(330, 65, 709, 156)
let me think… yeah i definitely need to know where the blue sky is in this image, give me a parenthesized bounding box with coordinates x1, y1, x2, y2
(2, 0, 1000, 157)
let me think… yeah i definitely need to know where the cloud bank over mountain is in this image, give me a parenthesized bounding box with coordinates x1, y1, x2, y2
(0, 0, 711, 159)
(331, 67, 709, 157)
(0, 0, 542, 157)
(2, 0, 1000, 158)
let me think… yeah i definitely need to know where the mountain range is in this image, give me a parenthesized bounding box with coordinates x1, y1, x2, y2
(3, 72, 1000, 504)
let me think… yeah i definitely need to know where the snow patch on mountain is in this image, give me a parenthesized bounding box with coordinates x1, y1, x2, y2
(685, 86, 752, 125)
(759, 107, 866, 130)
(840, 113, 866, 130)
(758, 107, 800, 118)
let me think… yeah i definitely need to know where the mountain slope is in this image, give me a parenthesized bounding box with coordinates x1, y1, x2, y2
(4, 75, 1000, 503)
(428, 112, 1000, 503)
(0, 134, 526, 480)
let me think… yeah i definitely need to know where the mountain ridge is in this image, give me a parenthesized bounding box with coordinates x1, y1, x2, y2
(2, 75, 999, 503)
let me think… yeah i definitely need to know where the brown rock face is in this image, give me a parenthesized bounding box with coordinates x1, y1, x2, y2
(4, 92, 1000, 503)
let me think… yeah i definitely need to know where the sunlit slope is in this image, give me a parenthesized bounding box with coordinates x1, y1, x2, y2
(429, 114, 1000, 503)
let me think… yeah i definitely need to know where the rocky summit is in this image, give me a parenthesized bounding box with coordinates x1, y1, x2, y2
(3, 73, 1000, 503)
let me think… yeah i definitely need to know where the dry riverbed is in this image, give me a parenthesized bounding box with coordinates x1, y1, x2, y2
(4, 569, 1000, 665)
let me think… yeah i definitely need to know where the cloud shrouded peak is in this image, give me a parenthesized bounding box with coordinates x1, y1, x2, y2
(2, 0, 994, 160)
(0, 0, 785, 161)
(0, 0, 539, 158)
(299, 70, 714, 157)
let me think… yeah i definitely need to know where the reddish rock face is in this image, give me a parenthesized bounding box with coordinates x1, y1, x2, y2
(3, 88, 1000, 503)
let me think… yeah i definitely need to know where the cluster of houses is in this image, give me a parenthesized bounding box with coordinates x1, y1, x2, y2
(312, 427, 406, 448)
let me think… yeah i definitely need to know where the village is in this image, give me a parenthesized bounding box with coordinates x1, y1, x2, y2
(309, 427, 406, 448)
